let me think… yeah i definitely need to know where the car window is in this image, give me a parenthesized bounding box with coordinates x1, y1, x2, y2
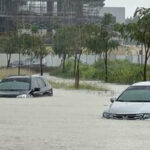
(37, 78, 46, 89)
(0, 78, 31, 91)
(32, 78, 39, 88)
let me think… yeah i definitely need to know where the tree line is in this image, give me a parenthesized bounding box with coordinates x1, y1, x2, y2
(0, 7, 150, 88)
(0, 25, 51, 76)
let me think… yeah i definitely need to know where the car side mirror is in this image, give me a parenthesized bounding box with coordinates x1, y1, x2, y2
(110, 98, 116, 103)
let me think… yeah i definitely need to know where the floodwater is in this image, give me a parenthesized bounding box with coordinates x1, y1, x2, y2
(0, 87, 149, 150)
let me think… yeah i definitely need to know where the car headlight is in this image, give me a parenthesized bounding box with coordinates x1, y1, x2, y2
(17, 94, 27, 98)
(103, 112, 113, 119)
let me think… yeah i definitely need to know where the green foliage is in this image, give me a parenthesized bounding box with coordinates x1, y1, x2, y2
(0, 31, 18, 54)
(50, 59, 144, 84)
(53, 26, 74, 57)
(18, 33, 50, 58)
(79, 64, 99, 80)
(116, 8, 150, 81)
(124, 8, 150, 81)
(53, 19, 119, 85)
(31, 25, 39, 34)
(133, 7, 150, 47)
(0, 32, 19, 67)
(17, 32, 51, 75)
(19, 34, 33, 55)
(85, 24, 102, 54)
(100, 13, 119, 52)
(50, 60, 99, 80)
(50, 60, 74, 78)
(95, 59, 143, 84)
(53, 24, 92, 88)
(33, 38, 50, 59)
(53, 25, 89, 56)
(85, 14, 119, 82)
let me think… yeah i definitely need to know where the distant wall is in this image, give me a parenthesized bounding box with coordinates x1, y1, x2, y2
(0, 53, 61, 67)
(0, 54, 21, 67)
(0, 53, 149, 67)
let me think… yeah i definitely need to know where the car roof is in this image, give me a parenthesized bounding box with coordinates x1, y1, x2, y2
(132, 81, 150, 86)
(4, 75, 43, 79)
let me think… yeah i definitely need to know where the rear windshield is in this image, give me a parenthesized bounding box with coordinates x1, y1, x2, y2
(0, 78, 31, 91)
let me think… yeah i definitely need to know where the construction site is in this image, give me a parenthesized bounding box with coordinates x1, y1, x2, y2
(0, 0, 105, 33)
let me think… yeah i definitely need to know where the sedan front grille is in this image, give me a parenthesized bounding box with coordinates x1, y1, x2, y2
(112, 114, 144, 120)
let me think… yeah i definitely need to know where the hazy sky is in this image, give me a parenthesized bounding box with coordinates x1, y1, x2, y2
(105, 0, 150, 18)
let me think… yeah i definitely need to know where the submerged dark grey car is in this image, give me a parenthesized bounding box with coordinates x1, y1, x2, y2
(0, 75, 53, 98)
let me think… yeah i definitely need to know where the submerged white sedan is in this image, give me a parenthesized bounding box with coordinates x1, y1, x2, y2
(103, 82, 150, 120)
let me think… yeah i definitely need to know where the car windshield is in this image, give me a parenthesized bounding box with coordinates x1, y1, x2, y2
(0, 78, 31, 91)
(117, 86, 150, 102)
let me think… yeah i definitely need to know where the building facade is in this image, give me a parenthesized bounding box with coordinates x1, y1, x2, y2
(0, 1, 126, 32)
(99, 7, 125, 23)
(0, 0, 105, 32)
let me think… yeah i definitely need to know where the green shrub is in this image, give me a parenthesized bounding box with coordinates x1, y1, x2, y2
(79, 64, 99, 80)
(106, 60, 143, 84)
(50, 59, 145, 84)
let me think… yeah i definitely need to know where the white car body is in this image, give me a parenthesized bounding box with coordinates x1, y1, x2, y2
(103, 81, 150, 120)
(107, 102, 150, 114)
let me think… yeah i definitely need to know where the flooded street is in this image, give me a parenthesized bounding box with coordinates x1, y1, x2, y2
(0, 88, 150, 150)
(1, 0, 150, 149)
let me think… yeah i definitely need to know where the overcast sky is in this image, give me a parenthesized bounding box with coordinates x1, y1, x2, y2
(105, 0, 150, 18)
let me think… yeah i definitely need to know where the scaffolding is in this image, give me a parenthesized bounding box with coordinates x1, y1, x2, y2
(0, 0, 102, 32)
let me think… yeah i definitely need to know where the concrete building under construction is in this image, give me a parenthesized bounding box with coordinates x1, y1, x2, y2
(0, 0, 105, 33)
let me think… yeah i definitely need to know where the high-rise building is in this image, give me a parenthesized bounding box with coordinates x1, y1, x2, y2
(99, 7, 125, 23)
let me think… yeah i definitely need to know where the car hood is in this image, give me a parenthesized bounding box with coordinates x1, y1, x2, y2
(0, 91, 28, 98)
(109, 102, 150, 114)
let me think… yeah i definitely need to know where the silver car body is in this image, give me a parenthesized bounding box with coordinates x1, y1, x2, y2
(103, 82, 150, 120)
(107, 102, 150, 114)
